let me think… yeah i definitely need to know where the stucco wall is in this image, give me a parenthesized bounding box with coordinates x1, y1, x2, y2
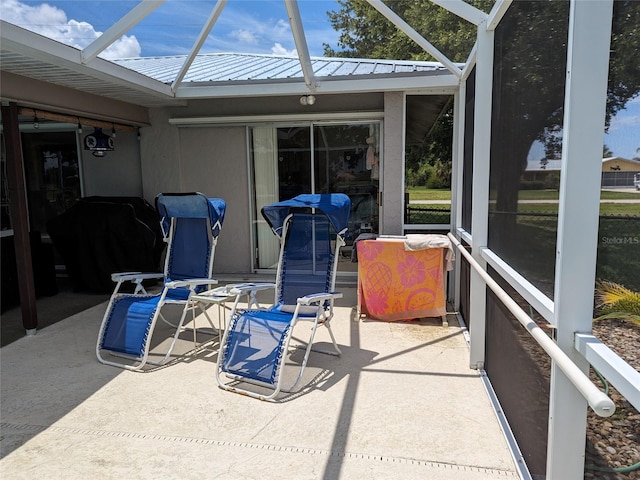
(139, 111, 250, 274)
(140, 109, 182, 203)
(81, 129, 143, 197)
(177, 126, 251, 274)
(168, 93, 384, 117)
(382, 91, 405, 235)
(141, 91, 409, 274)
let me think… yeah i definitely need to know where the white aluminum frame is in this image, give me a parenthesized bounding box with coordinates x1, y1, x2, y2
(467, 18, 494, 370)
(547, 2, 615, 477)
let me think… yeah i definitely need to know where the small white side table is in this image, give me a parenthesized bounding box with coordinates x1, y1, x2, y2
(189, 286, 237, 345)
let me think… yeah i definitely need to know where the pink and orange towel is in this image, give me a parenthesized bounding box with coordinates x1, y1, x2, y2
(357, 238, 447, 321)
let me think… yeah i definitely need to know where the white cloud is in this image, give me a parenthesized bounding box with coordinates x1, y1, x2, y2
(271, 43, 297, 56)
(230, 29, 259, 45)
(0, 0, 141, 59)
(272, 18, 290, 37)
(213, 7, 296, 54)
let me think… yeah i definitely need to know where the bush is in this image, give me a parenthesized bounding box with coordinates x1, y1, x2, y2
(519, 180, 546, 190)
(426, 174, 449, 189)
(543, 172, 560, 190)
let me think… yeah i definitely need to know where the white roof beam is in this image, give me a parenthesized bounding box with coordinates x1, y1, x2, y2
(429, 0, 488, 26)
(284, 0, 317, 92)
(487, 0, 513, 31)
(366, 0, 462, 78)
(461, 43, 478, 81)
(171, 0, 227, 92)
(81, 0, 165, 64)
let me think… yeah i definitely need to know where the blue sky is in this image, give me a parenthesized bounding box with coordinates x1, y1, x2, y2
(527, 95, 640, 167)
(2, 0, 639, 160)
(0, 0, 341, 57)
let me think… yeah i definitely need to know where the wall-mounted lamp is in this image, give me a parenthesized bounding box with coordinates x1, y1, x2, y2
(77, 118, 83, 133)
(33, 111, 39, 129)
(111, 124, 116, 138)
(299, 94, 316, 106)
(84, 127, 115, 157)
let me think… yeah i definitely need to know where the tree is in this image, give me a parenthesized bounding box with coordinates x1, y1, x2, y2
(324, 1, 493, 187)
(489, 1, 640, 240)
(324, 0, 493, 62)
(325, 0, 640, 222)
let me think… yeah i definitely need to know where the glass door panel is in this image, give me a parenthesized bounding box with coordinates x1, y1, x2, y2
(277, 126, 311, 200)
(314, 123, 381, 262)
(251, 122, 381, 273)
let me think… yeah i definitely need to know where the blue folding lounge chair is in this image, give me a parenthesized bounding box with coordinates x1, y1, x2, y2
(216, 193, 351, 400)
(96, 192, 226, 371)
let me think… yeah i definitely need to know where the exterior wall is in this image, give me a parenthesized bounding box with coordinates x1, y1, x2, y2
(170, 93, 384, 117)
(140, 110, 250, 273)
(0, 71, 149, 127)
(382, 91, 405, 235)
(178, 126, 251, 273)
(140, 108, 182, 200)
(140, 91, 410, 274)
(81, 129, 143, 197)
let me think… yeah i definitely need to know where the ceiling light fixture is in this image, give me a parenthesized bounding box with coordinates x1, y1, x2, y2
(111, 124, 116, 138)
(299, 94, 316, 106)
(33, 111, 39, 129)
(77, 118, 83, 133)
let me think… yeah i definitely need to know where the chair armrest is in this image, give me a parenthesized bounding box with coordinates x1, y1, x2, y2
(111, 272, 164, 282)
(298, 292, 343, 305)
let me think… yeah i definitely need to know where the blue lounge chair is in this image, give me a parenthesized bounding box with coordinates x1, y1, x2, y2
(96, 192, 226, 370)
(216, 193, 351, 400)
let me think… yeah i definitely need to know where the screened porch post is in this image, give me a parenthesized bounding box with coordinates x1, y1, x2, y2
(1, 101, 38, 333)
(450, 87, 465, 307)
(547, 1, 614, 478)
(468, 21, 494, 369)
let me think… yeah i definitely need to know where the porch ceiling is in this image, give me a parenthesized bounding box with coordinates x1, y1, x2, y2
(0, 21, 177, 109)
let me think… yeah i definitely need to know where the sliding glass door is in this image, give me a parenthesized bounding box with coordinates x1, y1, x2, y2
(250, 121, 381, 271)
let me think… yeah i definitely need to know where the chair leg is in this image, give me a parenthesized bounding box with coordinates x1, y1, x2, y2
(323, 320, 342, 355)
(147, 302, 213, 366)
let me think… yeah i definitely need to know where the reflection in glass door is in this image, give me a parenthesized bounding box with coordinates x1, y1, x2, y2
(250, 122, 381, 271)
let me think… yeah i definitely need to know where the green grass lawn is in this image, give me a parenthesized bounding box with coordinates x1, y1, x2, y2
(407, 187, 640, 217)
(515, 203, 640, 216)
(404, 187, 640, 291)
(518, 189, 640, 201)
(406, 187, 451, 201)
(406, 187, 640, 203)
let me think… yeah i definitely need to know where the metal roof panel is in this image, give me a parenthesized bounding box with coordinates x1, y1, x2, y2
(113, 53, 449, 85)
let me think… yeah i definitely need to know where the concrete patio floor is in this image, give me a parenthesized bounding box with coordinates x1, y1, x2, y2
(0, 286, 520, 479)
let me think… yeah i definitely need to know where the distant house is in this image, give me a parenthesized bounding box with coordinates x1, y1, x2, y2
(601, 157, 640, 187)
(523, 156, 640, 188)
(522, 158, 562, 183)
(602, 156, 640, 171)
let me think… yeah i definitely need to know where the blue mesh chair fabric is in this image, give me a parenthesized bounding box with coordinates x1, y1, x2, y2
(217, 193, 350, 399)
(97, 192, 225, 370)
